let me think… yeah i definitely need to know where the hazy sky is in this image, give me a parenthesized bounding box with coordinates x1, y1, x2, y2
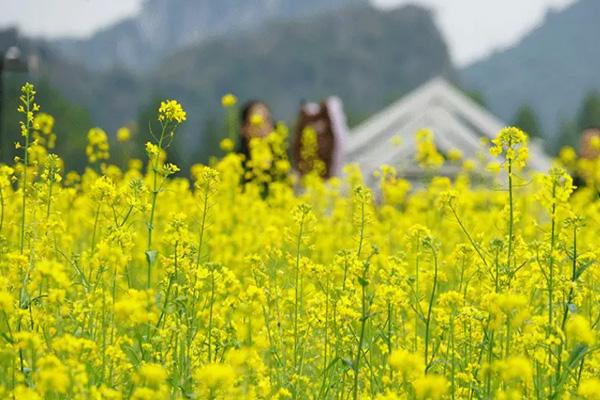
(1, 0, 577, 66)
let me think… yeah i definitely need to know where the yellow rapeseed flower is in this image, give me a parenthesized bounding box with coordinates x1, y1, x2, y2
(579, 378, 600, 400)
(220, 138, 235, 152)
(221, 93, 238, 107)
(196, 363, 236, 391)
(413, 375, 449, 400)
(158, 99, 186, 124)
(135, 363, 167, 387)
(0, 291, 13, 312)
(116, 127, 131, 142)
(389, 349, 424, 381)
(567, 315, 596, 346)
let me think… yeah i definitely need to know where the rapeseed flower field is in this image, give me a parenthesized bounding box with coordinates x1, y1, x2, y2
(0, 83, 599, 399)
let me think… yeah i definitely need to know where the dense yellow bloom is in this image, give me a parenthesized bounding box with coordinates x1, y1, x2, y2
(389, 349, 424, 380)
(0, 291, 13, 312)
(489, 126, 529, 169)
(579, 378, 600, 400)
(36, 355, 70, 394)
(135, 363, 167, 387)
(13, 385, 42, 400)
(114, 289, 157, 326)
(566, 315, 596, 346)
(376, 165, 411, 206)
(145, 141, 160, 157)
(495, 292, 528, 315)
(493, 356, 533, 384)
(413, 375, 449, 400)
(415, 128, 444, 169)
(33, 112, 56, 148)
(195, 363, 236, 392)
(158, 99, 186, 123)
(559, 146, 577, 164)
(0, 83, 598, 400)
(537, 167, 575, 204)
(86, 127, 110, 163)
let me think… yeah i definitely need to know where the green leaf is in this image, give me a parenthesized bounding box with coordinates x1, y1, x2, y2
(146, 250, 158, 265)
(575, 260, 595, 280)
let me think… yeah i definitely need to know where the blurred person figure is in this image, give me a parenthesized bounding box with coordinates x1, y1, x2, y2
(579, 128, 600, 160)
(293, 96, 348, 179)
(571, 128, 600, 190)
(238, 100, 290, 191)
(239, 100, 275, 159)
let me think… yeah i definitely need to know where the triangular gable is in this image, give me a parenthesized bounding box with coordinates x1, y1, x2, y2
(352, 105, 487, 173)
(346, 77, 553, 176)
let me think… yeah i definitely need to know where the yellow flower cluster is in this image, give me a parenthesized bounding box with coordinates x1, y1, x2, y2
(415, 128, 444, 169)
(158, 99, 187, 124)
(116, 126, 131, 142)
(0, 83, 598, 399)
(221, 93, 238, 108)
(33, 112, 57, 149)
(86, 127, 110, 163)
(489, 126, 529, 170)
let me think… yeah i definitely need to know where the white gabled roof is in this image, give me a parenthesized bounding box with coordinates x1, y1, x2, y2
(345, 77, 552, 178)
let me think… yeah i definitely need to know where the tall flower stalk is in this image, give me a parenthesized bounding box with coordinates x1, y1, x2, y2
(145, 100, 186, 288)
(489, 126, 528, 283)
(17, 83, 39, 254)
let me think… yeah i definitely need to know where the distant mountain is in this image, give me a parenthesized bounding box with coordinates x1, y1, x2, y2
(461, 0, 600, 145)
(149, 4, 454, 162)
(52, 0, 367, 72)
(2, 3, 453, 169)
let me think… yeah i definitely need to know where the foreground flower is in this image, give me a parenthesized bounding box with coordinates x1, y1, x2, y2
(413, 375, 449, 400)
(158, 99, 186, 124)
(489, 126, 529, 169)
(1, 84, 599, 400)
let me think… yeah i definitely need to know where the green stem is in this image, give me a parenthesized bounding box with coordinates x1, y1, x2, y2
(196, 180, 210, 267)
(46, 179, 54, 219)
(146, 125, 167, 289)
(507, 156, 514, 277)
(424, 243, 438, 372)
(207, 269, 215, 362)
(450, 206, 490, 270)
(505, 315, 512, 358)
(293, 212, 305, 373)
(91, 203, 101, 255)
(555, 225, 578, 385)
(0, 188, 4, 235)
(357, 200, 365, 258)
(19, 92, 31, 254)
(414, 239, 420, 352)
(450, 312, 456, 400)
(549, 181, 556, 329)
(547, 182, 557, 391)
(352, 261, 369, 400)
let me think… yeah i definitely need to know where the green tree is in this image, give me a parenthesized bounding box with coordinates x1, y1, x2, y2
(577, 90, 600, 132)
(554, 118, 578, 153)
(512, 104, 541, 138)
(465, 90, 487, 108)
(2, 76, 93, 171)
